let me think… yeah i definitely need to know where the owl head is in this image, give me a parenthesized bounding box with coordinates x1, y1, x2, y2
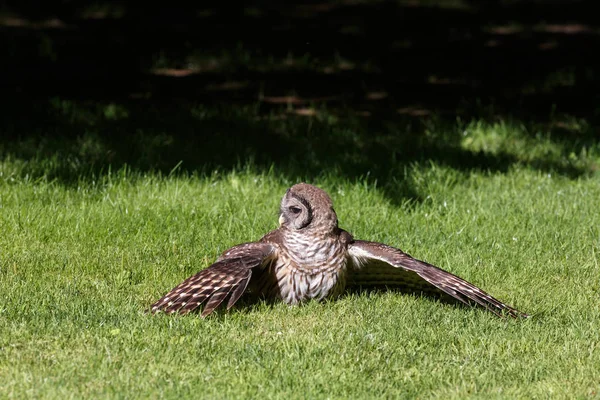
(279, 183, 338, 232)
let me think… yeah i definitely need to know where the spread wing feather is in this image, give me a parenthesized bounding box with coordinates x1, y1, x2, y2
(348, 240, 527, 318)
(151, 242, 276, 317)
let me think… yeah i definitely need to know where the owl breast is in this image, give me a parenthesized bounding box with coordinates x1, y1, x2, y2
(262, 235, 348, 304)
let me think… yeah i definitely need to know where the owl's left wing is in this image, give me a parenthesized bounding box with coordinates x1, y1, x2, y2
(151, 242, 277, 317)
(347, 240, 528, 318)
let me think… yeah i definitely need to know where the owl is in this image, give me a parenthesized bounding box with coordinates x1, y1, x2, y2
(151, 183, 527, 318)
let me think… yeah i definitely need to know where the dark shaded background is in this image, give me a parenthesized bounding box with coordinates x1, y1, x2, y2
(1, 0, 599, 200)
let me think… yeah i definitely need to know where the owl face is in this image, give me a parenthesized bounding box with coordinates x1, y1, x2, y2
(279, 188, 313, 229)
(279, 183, 338, 232)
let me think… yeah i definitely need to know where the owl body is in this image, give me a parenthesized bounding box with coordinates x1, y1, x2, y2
(151, 183, 527, 318)
(262, 229, 350, 304)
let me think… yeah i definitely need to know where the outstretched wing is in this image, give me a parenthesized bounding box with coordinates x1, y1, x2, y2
(347, 240, 527, 318)
(151, 242, 277, 317)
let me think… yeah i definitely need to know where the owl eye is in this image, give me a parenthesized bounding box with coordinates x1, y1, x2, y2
(289, 206, 302, 214)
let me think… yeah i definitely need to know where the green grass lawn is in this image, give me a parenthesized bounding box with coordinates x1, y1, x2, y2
(1, 103, 600, 398)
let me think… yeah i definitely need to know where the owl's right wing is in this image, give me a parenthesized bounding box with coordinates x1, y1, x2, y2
(347, 240, 527, 318)
(150, 242, 277, 317)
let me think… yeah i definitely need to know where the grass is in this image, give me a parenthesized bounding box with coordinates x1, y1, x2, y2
(1, 102, 600, 399)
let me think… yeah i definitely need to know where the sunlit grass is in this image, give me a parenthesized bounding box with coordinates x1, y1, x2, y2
(1, 104, 600, 398)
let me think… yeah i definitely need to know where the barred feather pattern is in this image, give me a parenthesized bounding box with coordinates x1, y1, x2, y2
(274, 232, 348, 304)
(150, 242, 275, 317)
(348, 240, 528, 318)
(244, 232, 348, 305)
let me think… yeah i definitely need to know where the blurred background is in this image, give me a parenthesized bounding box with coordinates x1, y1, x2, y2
(1, 0, 598, 201)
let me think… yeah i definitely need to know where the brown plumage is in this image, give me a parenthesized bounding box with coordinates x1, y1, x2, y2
(151, 183, 528, 318)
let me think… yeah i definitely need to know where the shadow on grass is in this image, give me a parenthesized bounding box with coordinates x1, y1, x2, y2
(1, 0, 599, 204)
(1, 94, 598, 204)
(2, 95, 596, 204)
(2, 0, 600, 116)
(151, 287, 478, 319)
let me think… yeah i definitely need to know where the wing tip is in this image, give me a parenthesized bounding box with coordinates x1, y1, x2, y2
(505, 307, 530, 319)
(149, 279, 251, 318)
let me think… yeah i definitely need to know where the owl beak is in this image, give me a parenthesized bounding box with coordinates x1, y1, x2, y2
(278, 214, 285, 226)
